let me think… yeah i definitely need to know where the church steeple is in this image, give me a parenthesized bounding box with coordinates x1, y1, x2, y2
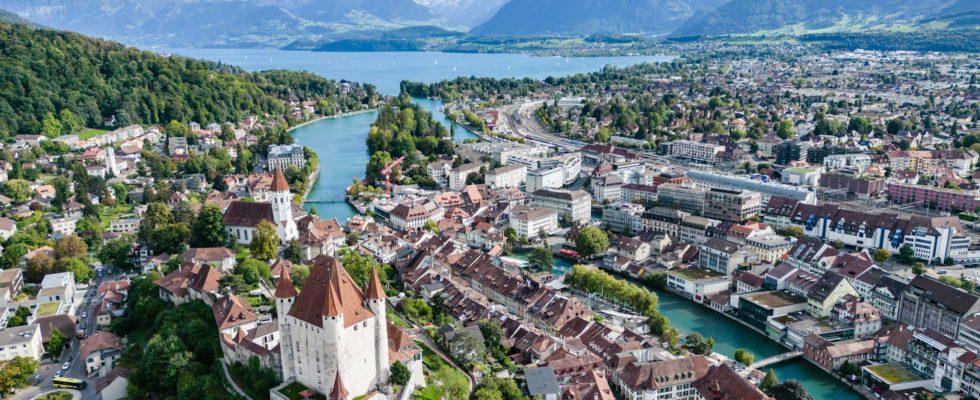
(269, 167, 298, 241)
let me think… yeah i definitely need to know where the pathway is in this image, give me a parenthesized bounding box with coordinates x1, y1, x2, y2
(391, 303, 475, 394)
(219, 359, 253, 400)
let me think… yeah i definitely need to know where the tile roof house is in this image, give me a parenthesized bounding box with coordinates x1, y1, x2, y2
(156, 263, 222, 305)
(80, 331, 124, 378)
(182, 247, 236, 272)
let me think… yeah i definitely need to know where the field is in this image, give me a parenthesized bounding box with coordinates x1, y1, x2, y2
(78, 128, 109, 140)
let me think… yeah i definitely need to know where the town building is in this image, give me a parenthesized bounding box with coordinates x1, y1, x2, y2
(656, 183, 705, 215)
(510, 206, 559, 238)
(526, 167, 564, 193)
(449, 163, 481, 191)
(530, 189, 591, 224)
(899, 275, 980, 338)
(223, 168, 298, 244)
(703, 188, 761, 222)
(668, 140, 726, 165)
(0, 324, 43, 361)
(267, 144, 306, 171)
(486, 164, 527, 189)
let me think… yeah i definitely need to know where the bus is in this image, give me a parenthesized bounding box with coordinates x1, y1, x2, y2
(53, 377, 87, 389)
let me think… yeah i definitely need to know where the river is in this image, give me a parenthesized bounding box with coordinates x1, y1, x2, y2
(174, 48, 857, 399)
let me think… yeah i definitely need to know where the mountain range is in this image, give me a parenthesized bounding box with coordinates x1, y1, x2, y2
(676, 0, 980, 36)
(0, 0, 977, 48)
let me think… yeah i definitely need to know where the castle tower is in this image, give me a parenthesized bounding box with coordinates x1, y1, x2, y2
(321, 263, 346, 394)
(364, 267, 389, 390)
(274, 267, 297, 380)
(270, 167, 298, 241)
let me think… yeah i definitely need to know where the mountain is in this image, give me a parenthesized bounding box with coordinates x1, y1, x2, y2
(472, 0, 726, 37)
(675, 0, 980, 36)
(414, 0, 509, 28)
(0, 7, 32, 25)
(0, 19, 359, 136)
(0, 0, 454, 48)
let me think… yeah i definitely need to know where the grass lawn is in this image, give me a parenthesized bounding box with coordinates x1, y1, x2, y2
(387, 310, 410, 329)
(277, 382, 326, 400)
(412, 385, 442, 400)
(78, 128, 108, 140)
(35, 302, 60, 317)
(246, 296, 271, 308)
(865, 363, 924, 384)
(670, 267, 724, 281)
(36, 391, 73, 400)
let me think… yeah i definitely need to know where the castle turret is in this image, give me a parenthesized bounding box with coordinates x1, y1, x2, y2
(329, 369, 350, 400)
(274, 267, 298, 380)
(271, 167, 298, 241)
(365, 266, 390, 390)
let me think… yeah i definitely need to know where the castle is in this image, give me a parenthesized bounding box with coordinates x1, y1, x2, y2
(273, 255, 425, 399)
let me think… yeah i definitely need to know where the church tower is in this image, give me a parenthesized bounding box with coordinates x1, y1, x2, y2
(274, 267, 297, 380)
(270, 167, 298, 241)
(364, 267, 390, 390)
(106, 147, 119, 177)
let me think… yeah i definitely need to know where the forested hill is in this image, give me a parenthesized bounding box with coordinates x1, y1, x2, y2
(0, 21, 370, 138)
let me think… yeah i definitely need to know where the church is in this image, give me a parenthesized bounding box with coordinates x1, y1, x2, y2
(272, 255, 425, 400)
(223, 167, 299, 244)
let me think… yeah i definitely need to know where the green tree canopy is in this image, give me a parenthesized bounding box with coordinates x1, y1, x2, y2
(190, 204, 228, 247)
(249, 220, 279, 261)
(575, 226, 609, 258)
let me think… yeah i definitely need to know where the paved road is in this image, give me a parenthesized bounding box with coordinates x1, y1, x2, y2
(12, 269, 124, 400)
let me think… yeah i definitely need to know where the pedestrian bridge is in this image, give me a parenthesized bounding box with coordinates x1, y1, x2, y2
(750, 351, 803, 369)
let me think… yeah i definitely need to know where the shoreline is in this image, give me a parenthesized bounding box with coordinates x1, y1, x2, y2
(287, 107, 379, 132)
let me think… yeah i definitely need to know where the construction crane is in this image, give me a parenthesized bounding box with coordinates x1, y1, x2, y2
(381, 156, 405, 199)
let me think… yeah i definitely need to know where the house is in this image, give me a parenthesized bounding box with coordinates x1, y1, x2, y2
(693, 363, 769, 400)
(699, 238, 746, 275)
(803, 334, 874, 371)
(525, 367, 561, 400)
(806, 273, 858, 318)
(0, 217, 16, 240)
(156, 263, 222, 305)
(615, 356, 711, 400)
(182, 247, 236, 272)
(0, 324, 44, 361)
(617, 237, 651, 262)
(80, 331, 124, 378)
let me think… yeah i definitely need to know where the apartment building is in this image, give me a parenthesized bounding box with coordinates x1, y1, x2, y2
(486, 164, 527, 189)
(703, 188, 761, 222)
(449, 163, 482, 191)
(530, 189, 591, 224)
(668, 140, 726, 164)
(527, 167, 564, 193)
(657, 183, 705, 215)
(510, 206, 559, 238)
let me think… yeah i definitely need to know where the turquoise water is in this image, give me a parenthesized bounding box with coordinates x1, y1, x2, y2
(507, 250, 575, 276)
(653, 288, 861, 400)
(162, 49, 672, 95)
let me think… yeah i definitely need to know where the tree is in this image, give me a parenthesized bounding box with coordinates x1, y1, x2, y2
(1, 179, 31, 203)
(479, 319, 504, 351)
(475, 377, 526, 400)
(761, 369, 779, 394)
(191, 204, 228, 247)
(47, 328, 66, 358)
(99, 236, 135, 270)
(900, 244, 916, 264)
(26, 253, 55, 283)
(662, 328, 680, 351)
(734, 348, 755, 366)
(575, 226, 609, 258)
(872, 249, 891, 263)
(235, 258, 272, 287)
(55, 235, 88, 259)
(59, 258, 94, 283)
(776, 119, 796, 139)
(770, 380, 813, 400)
(151, 223, 190, 255)
(684, 333, 713, 355)
(912, 262, 927, 276)
(0, 243, 28, 269)
(504, 227, 517, 242)
(290, 264, 310, 289)
(430, 365, 468, 400)
(283, 240, 303, 264)
(249, 220, 279, 261)
(778, 226, 804, 238)
(389, 361, 410, 387)
(423, 220, 439, 235)
(838, 360, 861, 378)
(528, 247, 553, 270)
(0, 356, 38, 393)
(41, 112, 63, 137)
(473, 387, 503, 400)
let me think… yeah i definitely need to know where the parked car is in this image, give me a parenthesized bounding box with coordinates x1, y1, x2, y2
(62, 362, 71, 370)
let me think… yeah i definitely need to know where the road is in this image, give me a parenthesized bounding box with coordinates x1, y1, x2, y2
(11, 268, 127, 400)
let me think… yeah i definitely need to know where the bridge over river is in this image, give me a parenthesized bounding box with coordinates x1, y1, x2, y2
(751, 351, 804, 369)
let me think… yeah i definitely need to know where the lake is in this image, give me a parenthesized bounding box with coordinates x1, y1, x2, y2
(164, 49, 672, 95)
